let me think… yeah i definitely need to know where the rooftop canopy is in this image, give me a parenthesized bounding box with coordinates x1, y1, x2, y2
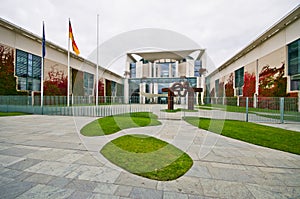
(127, 49, 205, 62)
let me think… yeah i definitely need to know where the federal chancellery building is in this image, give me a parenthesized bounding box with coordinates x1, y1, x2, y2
(123, 49, 207, 104)
(0, 5, 299, 107)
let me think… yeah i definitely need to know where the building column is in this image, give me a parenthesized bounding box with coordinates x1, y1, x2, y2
(124, 78, 129, 104)
(254, 59, 259, 108)
(154, 82, 158, 103)
(153, 63, 156, 78)
(140, 82, 146, 104)
(169, 63, 172, 78)
(175, 61, 179, 77)
(149, 62, 152, 77)
(149, 82, 153, 103)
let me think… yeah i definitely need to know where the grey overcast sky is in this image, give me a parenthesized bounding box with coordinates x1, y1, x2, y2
(1, 0, 300, 75)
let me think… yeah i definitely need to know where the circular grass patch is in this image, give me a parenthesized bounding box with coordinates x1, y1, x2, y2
(100, 134, 193, 181)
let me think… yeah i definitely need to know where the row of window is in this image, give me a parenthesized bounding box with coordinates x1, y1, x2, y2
(15, 49, 118, 96)
(129, 60, 202, 78)
(212, 38, 300, 96)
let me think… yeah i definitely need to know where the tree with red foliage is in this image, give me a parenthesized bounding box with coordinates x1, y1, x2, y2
(0, 45, 26, 95)
(243, 72, 256, 97)
(225, 73, 234, 97)
(43, 68, 67, 96)
(218, 81, 224, 97)
(259, 63, 287, 97)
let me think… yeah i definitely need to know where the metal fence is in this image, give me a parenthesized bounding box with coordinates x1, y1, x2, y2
(0, 95, 299, 123)
(205, 97, 300, 123)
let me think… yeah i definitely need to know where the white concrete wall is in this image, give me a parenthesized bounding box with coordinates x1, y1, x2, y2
(0, 23, 123, 96)
(207, 18, 300, 96)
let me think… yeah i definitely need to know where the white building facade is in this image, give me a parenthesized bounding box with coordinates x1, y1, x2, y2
(124, 49, 207, 105)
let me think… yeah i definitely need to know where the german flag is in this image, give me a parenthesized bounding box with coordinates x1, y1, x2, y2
(69, 20, 80, 55)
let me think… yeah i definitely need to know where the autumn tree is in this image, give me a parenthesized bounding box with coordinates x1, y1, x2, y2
(259, 63, 287, 97)
(243, 72, 256, 97)
(225, 73, 234, 97)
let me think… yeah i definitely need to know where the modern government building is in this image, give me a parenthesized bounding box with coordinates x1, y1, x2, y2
(0, 5, 299, 107)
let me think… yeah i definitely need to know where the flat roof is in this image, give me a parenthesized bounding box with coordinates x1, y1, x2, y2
(127, 49, 205, 62)
(208, 5, 300, 77)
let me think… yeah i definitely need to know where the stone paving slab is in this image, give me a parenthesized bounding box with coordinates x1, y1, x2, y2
(0, 114, 300, 198)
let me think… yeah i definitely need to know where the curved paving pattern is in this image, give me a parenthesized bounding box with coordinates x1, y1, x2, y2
(0, 114, 299, 198)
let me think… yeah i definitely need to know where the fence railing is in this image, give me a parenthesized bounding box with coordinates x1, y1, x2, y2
(204, 97, 300, 123)
(1, 96, 299, 123)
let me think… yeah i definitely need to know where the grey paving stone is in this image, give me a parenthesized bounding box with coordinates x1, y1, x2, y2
(13, 171, 34, 181)
(16, 184, 74, 199)
(114, 185, 133, 197)
(24, 173, 55, 184)
(67, 191, 92, 199)
(200, 178, 255, 198)
(0, 181, 36, 199)
(0, 147, 36, 157)
(130, 187, 163, 199)
(207, 166, 256, 183)
(0, 154, 25, 167)
(93, 182, 118, 194)
(1, 169, 23, 178)
(245, 183, 290, 199)
(73, 154, 104, 166)
(47, 177, 72, 188)
(0, 175, 14, 187)
(8, 158, 42, 170)
(65, 179, 98, 192)
(115, 172, 157, 189)
(163, 191, 189, 199)
(88, 193, 119, 199)
(157, 176, 203, 195)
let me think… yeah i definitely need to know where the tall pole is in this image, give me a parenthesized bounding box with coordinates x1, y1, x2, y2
(41, 21, 45, 107)
(67, 18, 70, 107)
(96, 14, 99, 106)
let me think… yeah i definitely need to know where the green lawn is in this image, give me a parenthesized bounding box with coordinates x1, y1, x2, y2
(0, 112, 31, 117)
(80, 112, 161, 136)
(100, 134, 193, 181)
(183, 117, 300, 155)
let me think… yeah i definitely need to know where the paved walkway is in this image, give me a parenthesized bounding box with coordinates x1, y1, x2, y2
(0, 114, 299, 198)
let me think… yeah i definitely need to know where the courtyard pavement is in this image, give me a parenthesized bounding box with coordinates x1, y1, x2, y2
(0, 114, 299, 198)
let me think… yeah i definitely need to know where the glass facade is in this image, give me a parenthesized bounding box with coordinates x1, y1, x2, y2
(16, 49, 41, 91)
(288, 39, 300, 91)
(84, 72, 94, 96)
(194, 60, 201, 77)
(235, 67, 244, 95)
(159, 63, 169, 77)
(130, 62, 136, 78)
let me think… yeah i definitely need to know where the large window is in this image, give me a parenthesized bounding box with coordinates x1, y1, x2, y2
(84, 72, 94, 96)
(159, 63, 169, 77)
(288, 39, 300, 91)
(130, 63, 136, 78)
(16, 49, 41, 91)
(235, 67, 244, 95)
(194, 60, 201, 77)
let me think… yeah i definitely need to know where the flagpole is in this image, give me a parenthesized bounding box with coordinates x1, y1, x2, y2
(96, 14, 99, 107)
(67, 18, 70, 107)
(41, 21, 44, 107)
